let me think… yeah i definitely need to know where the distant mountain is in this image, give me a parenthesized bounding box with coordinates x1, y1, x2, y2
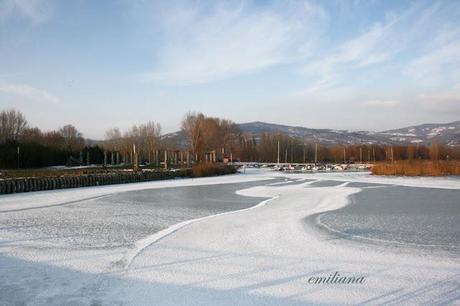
(237, 121, 385, 145)
(380, 121, 460, 146)
(162, 120, 460, 147)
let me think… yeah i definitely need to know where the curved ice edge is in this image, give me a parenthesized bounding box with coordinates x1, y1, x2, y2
(119, 194, 280, 270)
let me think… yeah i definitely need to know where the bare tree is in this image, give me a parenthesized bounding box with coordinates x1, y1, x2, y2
(0, 109, 28, 143)
(22, 127, 43, 143)
(139, 121, 161, 163)
(104, 122, 161, 165)
(58, 124, 84, 152)
(42, 131, 66, 148)
(181, 112, 205, 161)
(105, 128, 122, 150)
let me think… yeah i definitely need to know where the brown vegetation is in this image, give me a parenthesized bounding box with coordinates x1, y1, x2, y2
(372, 160, 460, 176)
(190, 163, 237, 178)
(181, 112, 239, 163)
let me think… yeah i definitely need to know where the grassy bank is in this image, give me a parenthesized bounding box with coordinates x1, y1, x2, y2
(372, 160, 460, 176)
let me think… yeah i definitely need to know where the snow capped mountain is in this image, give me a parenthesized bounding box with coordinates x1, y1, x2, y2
(163, 120, 460, 146)
(237, 120, 460, 146)
(237, 121, 386, 145)
(381, 121, 460, 146)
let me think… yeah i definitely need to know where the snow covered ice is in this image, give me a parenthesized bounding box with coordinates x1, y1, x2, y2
(0, 170, 459, 305)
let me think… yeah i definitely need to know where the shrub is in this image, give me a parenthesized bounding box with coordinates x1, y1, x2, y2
(191, 163, 237, 178)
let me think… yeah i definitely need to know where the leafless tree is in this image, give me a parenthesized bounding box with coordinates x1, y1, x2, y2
(58, 124, 84, 152)
(0, 109, 28, 143)
(41, 131, 66, 148)
(181, 112, 205, 161)
(104, 122, 161, 165)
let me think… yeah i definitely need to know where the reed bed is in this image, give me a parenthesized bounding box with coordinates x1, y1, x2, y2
(372, 160, 460, 176)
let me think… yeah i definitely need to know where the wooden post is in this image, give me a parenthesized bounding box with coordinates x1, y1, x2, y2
(315, 143, 318, 164)
(133, 144, 138, 172)
(277, 140, 280, 165)
(17, 146, 20, 169)
(303, 143, 306, 164)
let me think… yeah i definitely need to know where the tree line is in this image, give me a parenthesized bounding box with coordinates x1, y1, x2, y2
(1, 108, 459, 169)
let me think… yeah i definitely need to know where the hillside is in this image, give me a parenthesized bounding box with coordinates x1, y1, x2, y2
(161, 120, 460, 147)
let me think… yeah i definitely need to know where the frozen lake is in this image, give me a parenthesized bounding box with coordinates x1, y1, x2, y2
(315, 182, 460, 253)
(0, 180, 271, 249)
(1, 171, 459, 305)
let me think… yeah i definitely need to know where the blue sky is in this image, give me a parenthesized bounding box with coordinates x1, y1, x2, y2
(0, 0, 459, 138)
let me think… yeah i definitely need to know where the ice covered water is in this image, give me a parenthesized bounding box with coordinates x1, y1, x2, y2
(0, 181, 270, 249)
(308, 180, 345, 187)
(318, 185, 460, 252)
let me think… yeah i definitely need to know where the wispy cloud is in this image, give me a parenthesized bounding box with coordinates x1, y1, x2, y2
(296, 1, 460, 98)
(0, 83, 59, 104)
(300, 11, 406, 91)
(145, 1, 328, 85)
(405, 41, 460, 86)
(0, 0, 53, 24)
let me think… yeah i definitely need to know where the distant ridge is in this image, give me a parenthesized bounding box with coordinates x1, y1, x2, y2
(162, 120, 460, 147)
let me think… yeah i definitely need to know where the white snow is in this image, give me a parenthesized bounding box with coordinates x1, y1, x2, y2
(1, 170, 459, 305)
(386, 132, 417, 137)
(428, 127, 447, 137)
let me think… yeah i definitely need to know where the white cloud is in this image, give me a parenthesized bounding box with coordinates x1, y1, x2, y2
(0, 83, 60, 104)
(145, 1, 328, 85)
(296, 1, 460, 97)
(301, 14, 402, 90)
(404, 41, 460, 85)
(0, 0, 53, 24)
